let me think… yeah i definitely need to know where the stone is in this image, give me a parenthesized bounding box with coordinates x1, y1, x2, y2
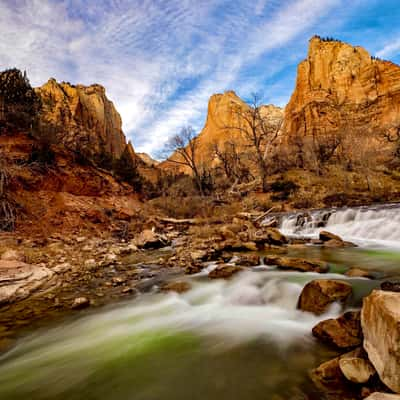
(265, 255, 329, 273)
(298, 279, 352, 315)
(361, 290, 400, 393)
(53, 262, 72, 274)
(339, 356, 375, 383)
(259, 228, 288, 246)
(185, 263, 203, 275)
(0, 260, 54, 305)
(134, 229, 169, 249)
(233, 254, 261, 266)
(345, 268, 375, 279)
(71, 297, 90, 310)
(312, 311, 362, 349)
(161, 281, 191, 293)
(310, 347, 364, 392)
(209, 265, 243, 279)
(84, 259, 97, 270)
(365, 394, 400, 400)
(0, 249, 26, 262)
(319, 231, 343, 242)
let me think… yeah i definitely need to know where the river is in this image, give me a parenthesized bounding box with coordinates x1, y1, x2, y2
(0, 204, 399, 400)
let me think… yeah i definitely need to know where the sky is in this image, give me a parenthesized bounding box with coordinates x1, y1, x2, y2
(1, 0, 400, 157)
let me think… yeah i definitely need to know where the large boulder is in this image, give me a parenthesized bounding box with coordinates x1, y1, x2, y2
(312, 311, 362, 349)
(0, 260, 54, 305)
(134, 229, 169, 249)
(361, 290, 400, 393)
(365, 394, 400, 400)
(298, 279, 352, 315)
(265, 255, 329, 273)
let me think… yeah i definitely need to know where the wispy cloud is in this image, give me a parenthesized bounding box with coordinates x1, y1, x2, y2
(376, 37, 400, 58)
(1, 0, 397, 156)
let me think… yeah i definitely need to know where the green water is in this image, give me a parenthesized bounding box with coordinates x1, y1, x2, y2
(0, 244, 399, 400)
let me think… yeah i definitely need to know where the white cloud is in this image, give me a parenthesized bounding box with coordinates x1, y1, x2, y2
(376, 37, 400, 58)
(0, 0, 351, 157)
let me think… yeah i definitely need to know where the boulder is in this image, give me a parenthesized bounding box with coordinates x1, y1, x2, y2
(298, 279, 352, 315)
(209, 265, 243, 279)
(161, 281, 191, 293)
(345, 268, 375, 279)
(134, 229, 169, 249)
(233, 254, 261, 267)
(361, 290, 400, 393)
(323, 239, 356, 248)
(0, 260, 54, 305)
(71, 297, 90, 310)
(339, 356, 376, 384)
(310, 348, 363, 393)
(265, 255, 329, 273)
(312, 311, 362, 349)
(319, 231, 343, 242)
(365, 394, 400, 400)
(254, 228, 287, 246)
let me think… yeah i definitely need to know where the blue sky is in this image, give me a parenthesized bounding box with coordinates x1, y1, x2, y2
(1, 0, 400, 156)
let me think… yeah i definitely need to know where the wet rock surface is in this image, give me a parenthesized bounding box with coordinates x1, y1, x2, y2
(312, 311, 363, 349)
(298, 279, 352, 315)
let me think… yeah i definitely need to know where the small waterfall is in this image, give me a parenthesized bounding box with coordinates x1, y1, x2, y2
(279, 203, 400, 247)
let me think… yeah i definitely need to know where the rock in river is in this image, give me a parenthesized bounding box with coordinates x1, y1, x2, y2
(298, 279, 352, 315)
(312, 311, 362, 349)
(361, 290, 400, 393)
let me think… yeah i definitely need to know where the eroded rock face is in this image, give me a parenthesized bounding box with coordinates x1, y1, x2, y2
(36, 79, 133, 161)
(298, 279, 352, 315)
(361, 290, 400, 393)
(162, 91, 283, 173)
(0, 260, 54, 305)
(281, 36, 400, 161)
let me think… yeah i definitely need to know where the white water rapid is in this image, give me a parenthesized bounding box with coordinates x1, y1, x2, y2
(278, 203, 400, 248)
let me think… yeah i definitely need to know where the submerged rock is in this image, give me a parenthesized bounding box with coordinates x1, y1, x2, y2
(161, 281, 191, 293)
(345, 268, 375, 279)
(265, 255, 329, 273)
(209, 265, 243, 279)
(312, 311, 362, 349)
(298, 279, 352, 315)
(361, 290, 400, 393)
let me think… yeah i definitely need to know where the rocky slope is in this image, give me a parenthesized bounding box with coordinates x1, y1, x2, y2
(36, 79, 135, 162)
(281, 36, 400, 150)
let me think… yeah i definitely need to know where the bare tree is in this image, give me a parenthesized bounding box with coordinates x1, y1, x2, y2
(383, 125, 400, 163)
(211, 140, 252, 184)
(161, 126, 206, 195)
(224, 93, 282, 192)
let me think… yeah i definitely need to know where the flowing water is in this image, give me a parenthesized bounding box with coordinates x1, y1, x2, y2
(1, 204, 400, 400)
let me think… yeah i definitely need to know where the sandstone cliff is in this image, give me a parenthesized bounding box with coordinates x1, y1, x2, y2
(163, 91, 283, 172)
(36, 79, 132, 162)
(282, 36, 400, 142)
